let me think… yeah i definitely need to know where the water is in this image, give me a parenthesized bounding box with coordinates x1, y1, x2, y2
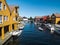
(6, 23, 60, 45)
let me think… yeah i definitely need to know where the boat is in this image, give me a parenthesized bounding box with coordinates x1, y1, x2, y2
(38, 27, 43, 31)
(10, 30, 23, 40)
(44, 24, 51, 30)
(10, 30, 23, 37)
(53, 24, 60, 34)
(55, 24, 60, 28)
(19, 26, 24, 30)
(54, 30, 60, 35)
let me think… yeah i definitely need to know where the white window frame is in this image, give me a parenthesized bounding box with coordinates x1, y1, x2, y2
(4, 16, 8, 21)
(4, 5, 6, 10)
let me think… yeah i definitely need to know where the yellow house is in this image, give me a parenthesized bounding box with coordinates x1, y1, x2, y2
(9, 6, 19, 31)
(0, 0, 19, 40)
(50, 14, 60, 24)
(54, 14, 60, 24)
(0, 0, 11, 40)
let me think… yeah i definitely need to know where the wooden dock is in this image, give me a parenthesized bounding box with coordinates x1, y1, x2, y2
(0, 32, 12, 45)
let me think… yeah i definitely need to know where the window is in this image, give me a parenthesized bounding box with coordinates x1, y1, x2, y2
(13, 17, 18, 21)
(4, 16, 8, 21)
(16, 8, 17, 13)
(14, 8, 18, 13)
(16, 17, 17, 21)
(14, 10, 17, 13)
(0, 2, 2, 10)
(13, 17, 15, 21)
(4, 26, 9, 33)
(14, 10, 15, 13)
(12, 24, 14, 30)
(0, 15, 2, 24)
(4, 5, 6, 10)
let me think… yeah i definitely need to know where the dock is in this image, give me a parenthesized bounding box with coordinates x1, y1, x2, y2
(44, 24, 60, 34)
(0, 32, 12, 45)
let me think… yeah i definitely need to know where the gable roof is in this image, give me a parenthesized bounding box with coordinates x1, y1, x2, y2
(9, 5, 19, 13)
(55, 14, 60, 18)
(9, 6, 15, 13)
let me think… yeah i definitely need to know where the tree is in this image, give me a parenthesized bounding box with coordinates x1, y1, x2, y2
(29, 17, 33, 20)
(29, 17, 33, 23)
(18, 16, 23, 22)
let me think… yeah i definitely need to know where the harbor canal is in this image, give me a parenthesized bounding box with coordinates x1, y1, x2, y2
(6, 23, 60, 45)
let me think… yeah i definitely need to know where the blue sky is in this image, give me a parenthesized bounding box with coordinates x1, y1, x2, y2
(6, 0, 60, 18)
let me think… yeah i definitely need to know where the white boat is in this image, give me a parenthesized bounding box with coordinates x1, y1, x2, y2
(54, 29, 60, 35)
(10, 30, 23, 36)
(45, 24, 51, 28)
(19, 26, 24, 30)
(55, 24, 60, 28)
(38, 27, 43, 31)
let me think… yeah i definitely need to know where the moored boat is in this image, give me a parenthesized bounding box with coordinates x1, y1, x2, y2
(54, 30, 60, 35)
(19, 26, 24, 30)
(10, 30, 23, 37)
(38, 27, 43, 31)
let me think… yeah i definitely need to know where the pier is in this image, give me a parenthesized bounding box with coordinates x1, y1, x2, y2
(0, 32, 12, 45)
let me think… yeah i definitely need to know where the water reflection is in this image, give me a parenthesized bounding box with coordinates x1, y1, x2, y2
(6, 39, 19, 45)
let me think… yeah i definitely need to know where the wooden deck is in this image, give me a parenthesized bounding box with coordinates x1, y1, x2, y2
(0, 32, 12, 45)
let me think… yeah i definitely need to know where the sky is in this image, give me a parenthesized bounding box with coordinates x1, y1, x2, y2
(6, 0, 60, 18)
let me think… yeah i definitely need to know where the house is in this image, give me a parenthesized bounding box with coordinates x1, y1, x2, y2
(0, 0, 19, 40)
(42, 16, 48, 22)
(54, 14, 60, 24)
(48, 14, 60, 24)
(0, 0, 11, 40)
(34, 16, 41, 22)
(23, 17, 28, 21)
(22, 17, 28, 24)
(9, 6, 19, 31)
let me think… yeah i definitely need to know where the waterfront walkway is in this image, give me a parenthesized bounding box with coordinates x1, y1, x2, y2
(0, 32, 12, 45)
(18, 23, 60, 45)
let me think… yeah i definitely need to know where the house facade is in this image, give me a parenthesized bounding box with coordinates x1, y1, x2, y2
(0, 0, 19, 40)
(54, 14, 60, 24)
(34, 16, 41, 22)
(9, 6, 19, 31)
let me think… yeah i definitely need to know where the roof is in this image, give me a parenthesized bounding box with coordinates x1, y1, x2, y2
(9, 5, 19, 13)
(35, 16, 41, 18)
(54, 14, 60, 18)
(48, 14, 60, 18)
(9, 6, 14, 12)
(42, 16, 47, 18)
